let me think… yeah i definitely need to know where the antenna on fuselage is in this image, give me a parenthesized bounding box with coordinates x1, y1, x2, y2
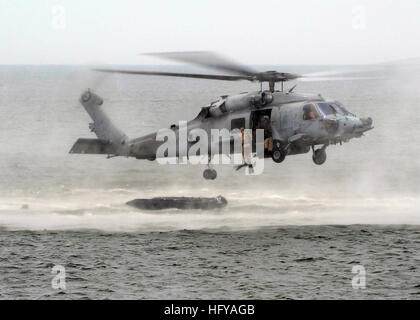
(288, 84, 297, 93)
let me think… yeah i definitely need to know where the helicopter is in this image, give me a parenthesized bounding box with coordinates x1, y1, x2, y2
(69, 51, 374, 180)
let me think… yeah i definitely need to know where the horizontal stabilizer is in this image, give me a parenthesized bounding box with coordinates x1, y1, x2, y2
(69, 138, 115, 155)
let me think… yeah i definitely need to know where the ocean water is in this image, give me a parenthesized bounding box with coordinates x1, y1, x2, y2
(0, 64, 420, 299)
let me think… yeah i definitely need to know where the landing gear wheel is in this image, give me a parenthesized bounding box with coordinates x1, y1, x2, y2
(203, 169, 217, 180)
(312, 149, 327, 165)
(271, 140, 286, 163)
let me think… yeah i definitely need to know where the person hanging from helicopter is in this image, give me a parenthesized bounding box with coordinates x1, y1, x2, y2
(242, 127, 252, 166)
(236, 127, 253, 172)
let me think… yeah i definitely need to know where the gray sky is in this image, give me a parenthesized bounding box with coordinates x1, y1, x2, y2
(1, 0, 419, 65)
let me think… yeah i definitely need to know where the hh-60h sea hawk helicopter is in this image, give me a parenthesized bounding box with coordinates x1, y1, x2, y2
(69, 52, 374, 180)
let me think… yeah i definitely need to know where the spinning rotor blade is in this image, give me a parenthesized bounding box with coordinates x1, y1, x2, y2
(298, 76, 375, 82)
(143, 51, 257, 77)
(298, 67, 375, 82)
(94, 52, 376, 86)
(302, 68, 364, 78)
(94, 69, 252, 81)
(95, 51, 305, 84)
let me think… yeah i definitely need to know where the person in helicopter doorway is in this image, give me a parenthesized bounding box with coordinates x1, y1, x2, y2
(260, 115, 273, 156)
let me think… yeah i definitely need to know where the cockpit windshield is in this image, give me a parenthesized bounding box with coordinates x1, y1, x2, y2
(331, 102, 354, 116)
(315, 102, 355, 117)
(317, 103, 336, 116)
(331, 104, 346, 115)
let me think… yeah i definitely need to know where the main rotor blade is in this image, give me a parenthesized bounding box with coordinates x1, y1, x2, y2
(302, 68, 364, 78)
(298, 76, 376, 82)
(94, 68, 252, 81)
(298, 67, 376, 82)
(143, 51, 257, 77)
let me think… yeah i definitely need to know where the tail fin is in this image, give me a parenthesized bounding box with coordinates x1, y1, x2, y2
(80, 90, 128, 144)
(69, 138, 116, 155)
(70, 90, 129, 156)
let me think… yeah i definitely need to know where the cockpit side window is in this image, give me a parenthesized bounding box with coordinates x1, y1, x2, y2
(303, 104, 319, 120)
(317, 103, 336, 116)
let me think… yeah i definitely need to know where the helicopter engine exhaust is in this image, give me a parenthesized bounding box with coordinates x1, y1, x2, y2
(209, 91, 273, 117)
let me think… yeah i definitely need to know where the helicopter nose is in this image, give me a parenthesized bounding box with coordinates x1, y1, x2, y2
(361, 117, 373, 128)
(340, 116, 373, 134)
(338, 117, 361, 134)
(358, 117, 374, 132)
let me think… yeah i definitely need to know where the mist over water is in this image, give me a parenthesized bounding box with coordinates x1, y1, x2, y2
(1, 64, 420, 299)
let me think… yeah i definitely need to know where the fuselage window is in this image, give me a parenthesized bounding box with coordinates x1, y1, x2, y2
(303, 104, 319, 120)
(220, 102, 227, 113)
(283, 114, 289, 127)
(318, 103, 336, 116)
(231, 118, 246, 130)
